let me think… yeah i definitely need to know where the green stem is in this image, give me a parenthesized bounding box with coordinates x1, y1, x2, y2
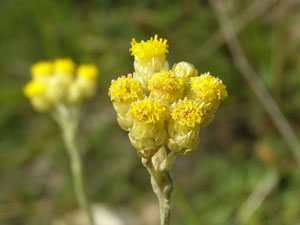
(157, 173, 172, 225)
(55, 105, 95, 225)
(143, 158, 173, 225)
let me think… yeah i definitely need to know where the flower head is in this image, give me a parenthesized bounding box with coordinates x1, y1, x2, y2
(129, 98, 166, 124)
(148, 71, 185, 105)
(77, 64, 99, 80)
(148, 71, 184, 93)
(109, 74, 143, 102)
(170, 98, 204, 128)
(129, 34, 169, 60)
(54, 58, 75, 75)
(23, 80, 46, 98)
(190, 72, 228, 102)
(31, 61, 53, 78)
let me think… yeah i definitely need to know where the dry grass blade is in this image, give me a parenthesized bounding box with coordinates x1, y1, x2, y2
(191, 0, 277, 61)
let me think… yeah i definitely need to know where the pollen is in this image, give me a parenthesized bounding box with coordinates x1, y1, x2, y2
(31, 61, 53, 77)
(190, 72, 228, 102)
(23, 80, 46, 98)
(170, 98, 204, 128)
(54, 58, 75, 74)
(109, 74, 143, 102)
(129, 34, 169, 60)
(148, 71, 184, 93)
(129, 98, 167, 124)
(77, 64, 99, 80)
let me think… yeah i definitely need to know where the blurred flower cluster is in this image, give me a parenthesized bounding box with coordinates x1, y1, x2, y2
(109, 35, 228, 157)
(23, 58, 99, 112)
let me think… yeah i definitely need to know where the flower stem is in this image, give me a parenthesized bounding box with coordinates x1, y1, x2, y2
(54, 104, 95, 225)
(143, 158, 173, 225)
(157, 176, 172, 225)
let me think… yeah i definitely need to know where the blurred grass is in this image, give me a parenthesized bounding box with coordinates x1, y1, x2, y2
(1, 0, 300, 224)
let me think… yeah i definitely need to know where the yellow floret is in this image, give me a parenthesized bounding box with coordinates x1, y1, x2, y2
(54, 58, 75, 74)
(109, 74, 143, 102)
(31, 61, 53, 77)
(129, 34, 169, 60)
(190, 72, 228, 102)
(148, 71, 184, 93)
(23, 80, 46, 98)
(77, 64, 99, 80)
(170, 99, 204, 128)
(129, 98, 166, 124)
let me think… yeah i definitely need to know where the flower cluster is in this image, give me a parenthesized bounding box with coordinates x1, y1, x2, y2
(23, 58, 99, 112)
(109, 35, 227, 157)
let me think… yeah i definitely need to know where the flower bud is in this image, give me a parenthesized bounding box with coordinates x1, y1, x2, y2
(172, 61, 198, 85)
(54, 58, 75, 76)
(23, 80, 52, 112)
(168, 99, 203, 155)
(129, 35, 169, 88)
(189, 72, 227, 126)
(31, 61, 53, 81)
(109, 74, 143, 131)
(129, 98, 167, 158)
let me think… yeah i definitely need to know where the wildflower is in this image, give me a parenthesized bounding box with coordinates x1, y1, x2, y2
(69, 64, 99, 102)
(129, 98, 167, 158)
(189, 72, 228, 126)
(190, 72, 227, 102)
(109, 35, 228, 225)
(129, 35, 169, 88)
(23, 80, 46, 98)
(23, 80, 51, 112)
(129, 35, 169, 60)
(148, 71, 185, 105)
(108, 74, 143, 131)
(31, 61, 53, 80)
(24, 58, 98, 225)
(168, 98, 204, 155)
(23, 58, 99, 112)
(54, 58, 75, 75)
(109, 74, 143, 103)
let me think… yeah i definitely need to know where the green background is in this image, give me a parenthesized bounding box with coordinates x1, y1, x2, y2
(1, 0, 300, 224)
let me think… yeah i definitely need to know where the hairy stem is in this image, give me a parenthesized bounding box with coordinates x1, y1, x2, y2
(54, 104, 95, 225)
(143, 158, 173, 225)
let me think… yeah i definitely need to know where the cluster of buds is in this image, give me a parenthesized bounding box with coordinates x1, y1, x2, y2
(109, 35, 227, 158)
(23, 58, 99, 112)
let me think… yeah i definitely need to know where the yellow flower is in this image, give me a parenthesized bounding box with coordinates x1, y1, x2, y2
(31, 61, 53, 78)
(190, 72, 228, 102)
(54, 58, 75, 75)
(109, 74, 143, 131)
(129, 34, 168, 60)
(170, 98, 204, 128)
(129, 98, 168, 158)
(108, 35, 229, 157)
(129, 98, 166, 124)
(25, 58, 99, 112)
(168, 99, 204, 155)
(23, 80, 46, 98)
(109, 74, 143, 103)
(148, 71, 185, 105)
(77, 64, 99, 80)
(130, 35, 170, 88)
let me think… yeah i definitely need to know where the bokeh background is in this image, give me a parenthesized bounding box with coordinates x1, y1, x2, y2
(1, 0, 300, 224)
